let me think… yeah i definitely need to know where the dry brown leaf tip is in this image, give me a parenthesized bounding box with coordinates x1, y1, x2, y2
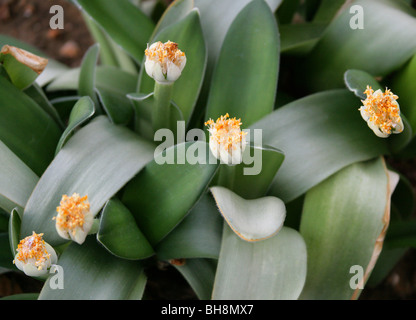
(1, 44, 48, 74)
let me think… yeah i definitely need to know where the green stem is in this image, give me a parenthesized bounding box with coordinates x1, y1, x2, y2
(152, 81, 174, 133)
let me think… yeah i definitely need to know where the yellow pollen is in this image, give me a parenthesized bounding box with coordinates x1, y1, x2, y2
(54, 193, 90, 236)
(145, 40, 185, 67)
(360, 86, 401, 135)
(205, 113, 247, 150)
(14, 232, 50, 269)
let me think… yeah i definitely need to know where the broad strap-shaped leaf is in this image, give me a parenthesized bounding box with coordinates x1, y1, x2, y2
(212, 226, 307, 300)
(155, 192, 223, 260)
(204, 0, 279, 127)
(74, 0, 154, 63)
(0, 75, 62, 176)
(97, 199, 154, 260)
(344, 69, 383, 100)
(39, 236, 147, 300)
(0, 45, 46, 90)
(55, 96, 95, 155)
(8, 208, 21, 255)
(391, 53, 416, 133)
(0, 34, 69, 87)
(78, 44, 100, 108)
(136, 8, 207, 126)
(0, 141, 38, 213)
(215, 143, 285, 199)
(303, 0, 416, 91)
(299, 158, 396, 300)
(20, 116, 155, 246)
(211, 186, 286, 242)
(252, 89, 389, 203)
(122, 141, 219, 245)
(280, 23, 326, 56)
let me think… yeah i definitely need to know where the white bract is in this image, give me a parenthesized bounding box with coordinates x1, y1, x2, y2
(359, 86, 404, 138)
(144, 40, 186, 84)
(54, 193, 93, 245)
(13, 232, 58, 277)
(205, 113, 247, 165)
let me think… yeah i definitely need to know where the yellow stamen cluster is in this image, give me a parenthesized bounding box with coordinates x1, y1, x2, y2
(145, 40, 185, 67)
(205, 113, 247, 151)
(14, 232, 50, 270)
(54, 193, 90, 236)
(360, 86, 402, 135)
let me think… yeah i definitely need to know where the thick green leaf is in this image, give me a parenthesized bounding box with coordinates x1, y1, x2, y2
(0, 141, 38, 213)
(344, 69, 383, 100)
(0, 75, 62, 176)
(8, 208, 21, 255)
(39, 236, 147, 300)
(391, 53, 416, 132)
(210, 186, 286, 242)
(215, 143, 285, 199)
(97, 199, 154, 260)
(152, 0, 194, 38)
(155, 193, 223, 260)
(205, 0, 279, 127)
(312, 0, 348, 23)
(252, 89, 389, 203)
(55, 96, 95, 155)
(122, 141, 219, 245)
(195, 0, 281, 70)
(74, 0, 154, 63)
(78, 44, 100, 108)
(304, 0, 416, 91)
(212, 226, 307, 300)
(299, 158, 394, 299)
(172, 258, 217, 300)
(24, 83, 64, 129)
(47, 65, 137, 125)
(0, 34, 68, 87)
(0, 50, 40, 90)
(280, 23, 326, 56)
(20, 116, 155, 246)
(137, 9, 206, 126)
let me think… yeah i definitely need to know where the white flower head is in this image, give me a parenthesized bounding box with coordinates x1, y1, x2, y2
(13, 232, 57, 277)
(359, 86, 404, 138)
(54, 193, 93, 245)
(144, 40, 186, 84)
(205, 113, 247, 165)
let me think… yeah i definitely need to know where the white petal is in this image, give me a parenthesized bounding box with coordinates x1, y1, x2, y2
(153, 62, 169, 83)
(394, 118, 404, 133)
(71, 227, 88, 245)
(56, 224, 70, 240)
(45, 243, 58, 265)
(166, 61, 182, 82)
(209, 139, 221, 160)
(368, 120, 389, 138)
(23, 261, 47, 277)
(14, 256, 24, 272)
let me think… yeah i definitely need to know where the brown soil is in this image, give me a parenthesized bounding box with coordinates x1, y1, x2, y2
(1, 0, 416, 300)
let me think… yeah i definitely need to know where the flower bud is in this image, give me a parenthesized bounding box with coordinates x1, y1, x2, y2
(144, 40, 186, 84)
(205, 113, 247, 165)
(359, 86, 404, 138)
(13, 232, 57, 277)
(54, 193, 93, 244)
